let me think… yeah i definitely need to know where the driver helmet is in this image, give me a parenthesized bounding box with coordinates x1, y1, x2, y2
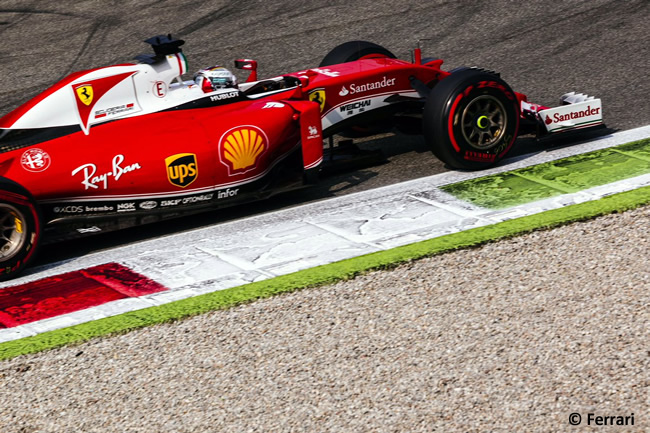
(194, 66, 237, 92)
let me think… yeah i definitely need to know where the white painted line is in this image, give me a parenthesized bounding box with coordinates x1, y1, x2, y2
(1, 125, 649, 342)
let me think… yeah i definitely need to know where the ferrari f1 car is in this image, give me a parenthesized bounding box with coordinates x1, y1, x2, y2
(0, 35, 603, 279)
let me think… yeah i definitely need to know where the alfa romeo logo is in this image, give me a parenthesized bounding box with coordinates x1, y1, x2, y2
(21, 148, 51, 172)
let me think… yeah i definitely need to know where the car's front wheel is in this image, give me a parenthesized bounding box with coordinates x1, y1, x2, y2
(423, 69, 520, 170)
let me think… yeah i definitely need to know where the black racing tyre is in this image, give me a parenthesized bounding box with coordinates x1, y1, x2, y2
(0, 179, 42, 281)
(423, 69, 520, 170)
(319, 40, 396, 67)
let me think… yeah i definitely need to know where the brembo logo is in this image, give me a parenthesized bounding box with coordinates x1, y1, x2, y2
(166, 153, 198, 188)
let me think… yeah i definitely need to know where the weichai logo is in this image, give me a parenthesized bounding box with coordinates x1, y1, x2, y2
(219, 126, 268, 176)
(165, 153, 198, 188)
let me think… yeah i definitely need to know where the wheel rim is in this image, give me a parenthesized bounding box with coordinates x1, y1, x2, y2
(461, 95, 507, 150)
(0, 203, 27, 261)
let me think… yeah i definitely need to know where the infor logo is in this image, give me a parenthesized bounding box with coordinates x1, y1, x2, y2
(165, 153, 198, 188)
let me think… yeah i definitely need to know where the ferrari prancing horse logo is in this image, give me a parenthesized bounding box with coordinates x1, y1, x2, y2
(309, 89, 326, 113)
(75, 85, 94, 106)
(71, 72, 136, 135)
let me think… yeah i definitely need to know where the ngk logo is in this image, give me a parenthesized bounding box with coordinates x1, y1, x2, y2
(117, 202, 136, 212)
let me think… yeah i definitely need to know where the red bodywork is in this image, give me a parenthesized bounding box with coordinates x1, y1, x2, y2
(0, 36, 605, 280)
(0, 47, 531, 236)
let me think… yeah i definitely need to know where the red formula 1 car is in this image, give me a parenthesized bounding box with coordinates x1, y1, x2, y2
(0, 35, 603, 279)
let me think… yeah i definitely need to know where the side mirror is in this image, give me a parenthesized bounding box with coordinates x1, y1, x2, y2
(296, 69, 319, 88)
(234, 59, 258, 82)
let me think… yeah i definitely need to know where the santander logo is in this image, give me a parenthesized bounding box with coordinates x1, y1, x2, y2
(550, 105, 601, 123)
(339, 76, 396, 97)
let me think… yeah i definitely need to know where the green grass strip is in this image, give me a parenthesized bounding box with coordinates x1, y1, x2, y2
(441, 138, 650, 209)
(2, 183, 649, 361)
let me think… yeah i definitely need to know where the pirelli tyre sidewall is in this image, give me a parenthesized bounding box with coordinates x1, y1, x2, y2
(0, 179, 42, 281)
(424, 69, 520, 170)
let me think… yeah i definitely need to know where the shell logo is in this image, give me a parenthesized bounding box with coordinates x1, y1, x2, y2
(219, 125, 268, 175)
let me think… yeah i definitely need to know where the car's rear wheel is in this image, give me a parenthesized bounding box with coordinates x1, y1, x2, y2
(0, 181, 42, 281)
(423, 69, 520, 170)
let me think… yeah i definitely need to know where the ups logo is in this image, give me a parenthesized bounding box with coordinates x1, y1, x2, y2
(165, 153, 198, 188)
